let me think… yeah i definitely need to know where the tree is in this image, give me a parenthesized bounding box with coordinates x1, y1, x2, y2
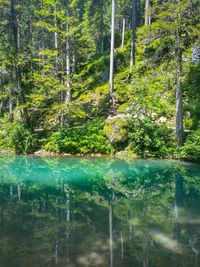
(145, 0, 151, 26)
(9, 0, 32, 127)
(141, 0, 199, 147)
(130, 0, 136, 70)
(175, 0, 183, 147)
(83, 0, 108, 55)
(109, 0, 116, 106)
(65, 0, 72, 105)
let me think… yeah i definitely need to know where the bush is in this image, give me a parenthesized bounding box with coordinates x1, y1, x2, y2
(44, 119, 114, 154)
(0, 128, 10, 149)
(9, 123, 37, 154)
(127, 118, 175, 158)
(178, 128, 200, 162)
(43, 132, 60, 153)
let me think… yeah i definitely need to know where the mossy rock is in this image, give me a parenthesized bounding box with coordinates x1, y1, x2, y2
(103, 116, 128, 144)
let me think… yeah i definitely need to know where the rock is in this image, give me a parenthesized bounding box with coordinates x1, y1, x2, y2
(103, 116, 128, 144)
(34, 150, 58, 156)
(156, 116, 167, 124)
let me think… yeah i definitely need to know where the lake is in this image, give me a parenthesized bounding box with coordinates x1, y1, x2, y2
(0, 155, 200, 267)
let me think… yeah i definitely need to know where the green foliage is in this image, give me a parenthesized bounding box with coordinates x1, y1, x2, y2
(184, 62, 200, 129)
(178, 128, 200, 162)
(44, 120, 114, 154)
(8, 124, 37, 154)
(0, 128, 10, 150)
(0, 0, 199, 159)
(42, 132, 60, 153)
(128, 118, 175, 158)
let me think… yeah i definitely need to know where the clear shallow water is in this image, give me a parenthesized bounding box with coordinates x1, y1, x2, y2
(0, 156, 200, 267)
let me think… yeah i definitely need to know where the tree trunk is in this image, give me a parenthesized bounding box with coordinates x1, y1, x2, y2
(54, 5, 58, 67)
(121, 18, 125, 49)
(175, 0, 183, 147)
(109, 0, 116, 106)
(175, 50, 183, 147)
(8, 89, 13, 122)
(72, 49, 76, 75)
(65, 0, 71, 105)
(145, 0, 151, 26)
(100, 3, 104, 54)
(16, 65, 29, 127)
(130, 0, 136, 70)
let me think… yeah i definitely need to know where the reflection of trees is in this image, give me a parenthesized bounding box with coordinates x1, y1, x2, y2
(103, 161, 200, 267)
(0, 156, 200, 266)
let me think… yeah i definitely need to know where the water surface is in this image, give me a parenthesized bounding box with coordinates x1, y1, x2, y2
(0, 156, 200, 267)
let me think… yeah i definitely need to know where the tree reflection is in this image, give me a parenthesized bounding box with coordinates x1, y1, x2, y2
(0, 156, 200, 266)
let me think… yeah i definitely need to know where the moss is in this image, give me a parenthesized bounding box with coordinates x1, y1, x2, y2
(103, 117, 128, 144)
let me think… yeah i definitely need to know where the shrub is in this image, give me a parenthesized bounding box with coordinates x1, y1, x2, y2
(178, 128, 200, 162)
(0, 128, 10, 149)
(44, 119, 114, 154)
(43, 132, 60, 153)
(9, 123, 37, 154)
(127, 118, 175, 158)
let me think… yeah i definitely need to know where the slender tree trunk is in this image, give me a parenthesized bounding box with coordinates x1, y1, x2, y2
(100, 3, 104, 54)
(175, 49, 183, 146)
(72, 37, 76, 75)
(39, 1, 45, 62)
(54, 5, 58, 67)
(65, 0, 71, 105)
(16, 65, 29, 127)
(109, 0, 116, 106)
(175, 0, 183, 147)
(54, 5, 62, 126)
(130, 0, 136, 70)
(145, 0, 151, 26)
(121, 18, 125, 49)
(60, 90, 64, 127)
(28, 18, 33, 72)
(8, 89, 13, 122)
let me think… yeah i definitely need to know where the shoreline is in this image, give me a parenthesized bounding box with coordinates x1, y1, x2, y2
(0, 148, 199, 164)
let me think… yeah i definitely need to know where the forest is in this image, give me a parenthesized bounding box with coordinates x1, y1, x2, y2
(0, 0, 199, 160)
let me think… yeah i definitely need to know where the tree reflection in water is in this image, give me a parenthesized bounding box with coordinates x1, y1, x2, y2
(0, 156, 200, 266)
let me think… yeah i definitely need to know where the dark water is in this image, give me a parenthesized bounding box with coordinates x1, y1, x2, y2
(0, 156, 200, 267)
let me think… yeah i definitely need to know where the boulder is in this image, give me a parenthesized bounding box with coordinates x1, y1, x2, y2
(103, 116, 128, 144)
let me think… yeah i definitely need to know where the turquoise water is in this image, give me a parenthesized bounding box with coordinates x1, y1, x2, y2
(0, 156, 200, 267)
